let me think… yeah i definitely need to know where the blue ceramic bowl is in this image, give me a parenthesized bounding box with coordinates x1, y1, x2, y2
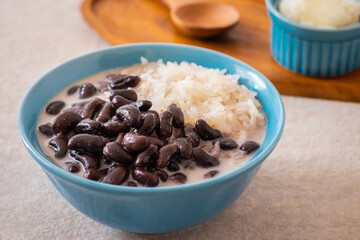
(266, 0, 360, 77)
(18, 43, 285, 234)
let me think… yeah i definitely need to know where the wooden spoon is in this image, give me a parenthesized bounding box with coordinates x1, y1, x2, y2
(162, 0, 240, 38)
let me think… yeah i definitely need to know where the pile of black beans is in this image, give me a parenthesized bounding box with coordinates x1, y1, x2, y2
(38, 74, 260, 187)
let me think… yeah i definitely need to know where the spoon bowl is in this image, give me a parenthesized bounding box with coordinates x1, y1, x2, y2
(164, 0, 240, 38)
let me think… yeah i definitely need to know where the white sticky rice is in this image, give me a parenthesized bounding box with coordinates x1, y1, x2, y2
(120, 58, 266, 138)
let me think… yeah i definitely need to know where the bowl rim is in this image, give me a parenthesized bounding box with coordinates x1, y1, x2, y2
(265, 0, 360, 33)
(18, 42, 285, 194)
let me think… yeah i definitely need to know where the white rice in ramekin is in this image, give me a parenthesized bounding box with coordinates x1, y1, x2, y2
(279, 0, 360, 28)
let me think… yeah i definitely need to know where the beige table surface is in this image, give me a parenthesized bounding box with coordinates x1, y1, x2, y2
(1, 0, 359, 239)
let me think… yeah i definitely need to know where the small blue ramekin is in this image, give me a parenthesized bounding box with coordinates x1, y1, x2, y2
(18, 43, 285, 234)
(266, 0, 360, 77)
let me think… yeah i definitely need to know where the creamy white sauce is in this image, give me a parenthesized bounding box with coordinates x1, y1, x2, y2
(37, 68, 266, 187)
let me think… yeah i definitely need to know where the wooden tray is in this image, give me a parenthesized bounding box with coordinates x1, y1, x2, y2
(81, 0, 360, 102)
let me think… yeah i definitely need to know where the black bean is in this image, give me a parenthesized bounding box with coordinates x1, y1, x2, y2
(102, 120, 129, 138)
(75, 119, 102, 135)
(79, 82, 97, 99)
(122, 132, 149, 153)
(69, 150, 100, 169)
(156, 143, 179, 168)
(65, 162, 80, 173)
(193, 149, 220, 168)
(83, 168, 108, 180)
(38, 123, 54, 137)
(68, 134, 109, 155)
(45, 101, 65, 115)
(148, 136, 165, 148)
(134, 112, 157, 136)
(183, 125, 200, 147)
(239, 141, 260, 154)
(116, 104, 141, 127)
(213, 138, 238, 150)
(169, 173, 187, 184)
(204, 170, 219, 179)
(67, 86, 79, 95)
(52, 111, 83, 135)
(167, 161, 180, 172)
(195, 119, 222, 140)
(108, 74, 141, 89)
(62, 107, 83, 116)
(156, 111, 173, 138)
(49, 136, 68, 158)
(110, 89, 137, 102)
(107, 163, 124, 173)
(71, 100, 89, 108)
(95, 102, 115, 123)
(132, 168, 159, 187)
(154, 169, 168, 182)
(132, 100, 152, 112)
(172, 138, 193, 159)
(167, 104, 184, 128)
(103, 142, 134, 164)
(112, 95, 133, 108)
(81, 97, 103, 119)
(101, 164, 129, 185)
(134, 144, 158, 167)
(128, 181, 137, 187)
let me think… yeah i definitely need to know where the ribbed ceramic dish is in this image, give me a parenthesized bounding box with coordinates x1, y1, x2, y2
(266, 0, 360, 77)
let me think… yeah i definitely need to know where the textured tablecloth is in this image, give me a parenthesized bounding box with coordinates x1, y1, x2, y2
(1, 1, 359, 239)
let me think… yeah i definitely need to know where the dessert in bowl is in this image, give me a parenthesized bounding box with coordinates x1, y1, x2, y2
(18, 43, 284, 233)
(266, 0, 360, 77)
